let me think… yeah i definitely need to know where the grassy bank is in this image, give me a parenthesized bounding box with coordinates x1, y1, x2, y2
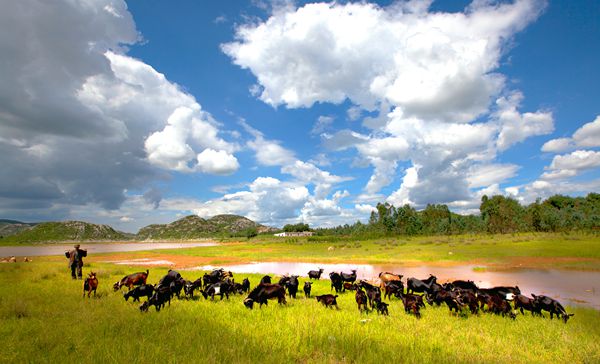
(86, 232, 600, 270)
(1, 260, 599, 363)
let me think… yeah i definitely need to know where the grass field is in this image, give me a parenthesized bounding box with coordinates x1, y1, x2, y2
(1, 259, 599, 363)
(79, 232, 600, 270)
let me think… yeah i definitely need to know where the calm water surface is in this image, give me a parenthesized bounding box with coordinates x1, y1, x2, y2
(0, 241, 217, 257)
(191, 261, 600, 309)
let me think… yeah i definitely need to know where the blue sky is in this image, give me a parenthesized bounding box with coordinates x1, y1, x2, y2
(1, 0, 599, 232)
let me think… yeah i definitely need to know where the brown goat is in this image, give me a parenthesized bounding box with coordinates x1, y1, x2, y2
(355, 289, 369, 313)
(316, 294, 339, 309)
(113, 270, 149, 291)
(378, 272, 403, 291)
(83, 272, 98, 298)
(343, 282, 357, 292)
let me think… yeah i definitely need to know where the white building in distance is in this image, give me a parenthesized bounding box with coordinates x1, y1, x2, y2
(274, 231, 314, 237)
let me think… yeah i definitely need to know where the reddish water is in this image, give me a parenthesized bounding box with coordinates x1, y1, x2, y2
(103, 258, 176, 266)
(188, 262, 600, 309)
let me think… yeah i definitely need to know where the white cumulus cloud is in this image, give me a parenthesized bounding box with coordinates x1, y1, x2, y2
(241, 121, 296, 166)
(0, 0, 241, 222)
(495, 92, 554, 151)
(196, 148, 240, 175)
(548, 150, 600, 172)
(541, 137, 573, 153)
(143, 104, 238, 174)
(223, 0, 544, 123)
(541, 115, 600, 152)
(355, 204, 376, 214)
(467, 163, 520, 188)
(311, 115, 335, 135)
(191, 177, 310, 224)
(223, 1, 553, 210)
(537, 149, 600, 182)
(573, 116, 600, 147)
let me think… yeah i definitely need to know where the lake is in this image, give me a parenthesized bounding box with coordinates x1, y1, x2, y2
(0, 241, 218, 257)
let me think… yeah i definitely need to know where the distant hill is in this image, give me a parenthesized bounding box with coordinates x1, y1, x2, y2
(0, 219, 37, 238)
(0, 219, 29, 224)
(1, 221, 131, 243)
(137, 214, 276, 240)
(0, 215, 276, 243)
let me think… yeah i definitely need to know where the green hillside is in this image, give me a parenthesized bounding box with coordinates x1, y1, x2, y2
(1, 221, 130, 243)
(0, 220, 37, 238)
(136, 214, 274, 240)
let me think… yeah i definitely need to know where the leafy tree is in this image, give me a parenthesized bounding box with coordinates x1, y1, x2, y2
(421, 204, 451, 234)
(283, 223, 310, 232)
(395, 204, 418, 234)
(369, 211, 378, 225)
(406, 214, 423, 235)
(314, 193, 598, 237)
(545, 195, 575, 210)
(480, 195, 524, 233)
(244, 227, 258, 238)
(525, 199, 543, 231)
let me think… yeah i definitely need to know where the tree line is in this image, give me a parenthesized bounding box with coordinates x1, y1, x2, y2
(314, 193, 600, 237)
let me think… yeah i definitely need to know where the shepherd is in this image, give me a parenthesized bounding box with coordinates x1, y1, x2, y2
(65, 244, 87, 280)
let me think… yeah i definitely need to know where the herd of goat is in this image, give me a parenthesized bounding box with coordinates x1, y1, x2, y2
(100, 267, 574, 323)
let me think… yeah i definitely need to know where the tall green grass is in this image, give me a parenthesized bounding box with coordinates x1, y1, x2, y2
(1, 260, 599, 363)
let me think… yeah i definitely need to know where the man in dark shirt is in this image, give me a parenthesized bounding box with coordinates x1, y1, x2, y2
(65, 244, 87, 279)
